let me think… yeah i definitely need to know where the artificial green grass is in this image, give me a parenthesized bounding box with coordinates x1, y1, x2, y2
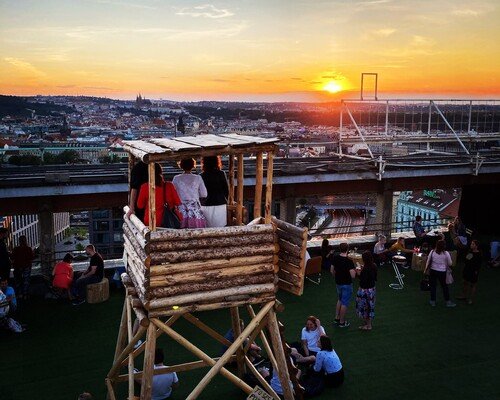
(2, 261, 500, 400)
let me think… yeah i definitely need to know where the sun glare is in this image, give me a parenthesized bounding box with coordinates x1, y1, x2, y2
(323, 81, 343, 93)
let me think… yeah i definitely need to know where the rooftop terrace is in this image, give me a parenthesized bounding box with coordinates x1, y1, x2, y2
(2, 253, 499, 399)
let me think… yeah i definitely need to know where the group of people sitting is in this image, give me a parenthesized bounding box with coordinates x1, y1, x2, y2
(51, 244, 104, 305)
(128, 156, 229, 229)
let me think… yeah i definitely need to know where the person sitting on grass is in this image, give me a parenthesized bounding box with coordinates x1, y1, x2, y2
(52, 253, 74, 300)
(312, 336, 344, 388)
(457, 240, 482, 305)
(300, 316, 326, 357)
(135, 348, 179, 400)
(0, 288, 25, 333)
(0, 277, 17, 315)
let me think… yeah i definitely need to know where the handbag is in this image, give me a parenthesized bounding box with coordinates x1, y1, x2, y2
(446, 267, 454, 285)
(161, 183, 181, 229)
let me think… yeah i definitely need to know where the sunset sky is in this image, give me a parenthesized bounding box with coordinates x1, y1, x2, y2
(1, 0, 499, 101)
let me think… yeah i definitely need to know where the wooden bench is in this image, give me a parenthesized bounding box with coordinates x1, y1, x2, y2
(86, 278, 110, 304)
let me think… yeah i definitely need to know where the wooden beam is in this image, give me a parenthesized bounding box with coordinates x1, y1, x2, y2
(126, 297, 135, 399)
(244, 356, 280, 400)
(236, 154, 244, 225)
(254, 152, 264, 219)
(230, 306, 245, 377)
(148, 162, 156, 231)
(247, 304, 277, 371)
(108, 325, 147, 379)
(228, 155, 235, 204)
(140, 324, 157, 399)
(265, 152, 274, 224)
(182, 313, 232, 347)
(267, 308, 294, 400)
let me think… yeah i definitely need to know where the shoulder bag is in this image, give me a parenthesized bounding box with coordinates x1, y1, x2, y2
(162, 183, 181, 229)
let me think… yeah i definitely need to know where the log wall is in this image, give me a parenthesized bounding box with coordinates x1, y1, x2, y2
(272, 217, 308, 296)
(122, 210, 279, 317)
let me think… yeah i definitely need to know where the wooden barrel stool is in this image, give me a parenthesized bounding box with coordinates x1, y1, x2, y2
(86, 278, 110, 304)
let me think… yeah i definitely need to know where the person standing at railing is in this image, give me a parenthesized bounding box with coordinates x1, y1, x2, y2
(200, 156, 229, 228)
(126, 160, 149, 221)
(11, 235, 34, 301)
(173, 158, 208, 229)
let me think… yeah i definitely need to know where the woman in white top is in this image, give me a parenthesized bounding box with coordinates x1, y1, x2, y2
(373, 235, 388, 265)
(424, 239, 456, 307)
(301, 316, 326, 356)
(172, 158, 208, 229)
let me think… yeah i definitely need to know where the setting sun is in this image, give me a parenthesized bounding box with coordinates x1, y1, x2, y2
(323, 81, 343, 94)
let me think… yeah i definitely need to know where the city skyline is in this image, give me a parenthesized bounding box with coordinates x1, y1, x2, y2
(1, 0, 499, 102)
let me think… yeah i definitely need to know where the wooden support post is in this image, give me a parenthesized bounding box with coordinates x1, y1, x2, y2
(108, 325, 147, 380)
(228, 155, 235, 204)
(247, 304, 277, 371)
(230, 306, 245, 377)
(236, 154, 244, 225)
(187, 301, 275, 400)
(254, 152, 263, 219)
(267, 308, 294, 400)
(113, 299, 129, 364)
(126, 297, 134, 399)
(148, 162, 156, 231)
(182, 313, 232, 347)
(105, 378, 117, 400)
(265, 151, 274, 224)
(140, 323, 157, 399)
(152, 318, 253, 397)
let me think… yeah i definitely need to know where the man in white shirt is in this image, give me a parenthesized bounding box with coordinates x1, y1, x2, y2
(151, 348, 179, 400)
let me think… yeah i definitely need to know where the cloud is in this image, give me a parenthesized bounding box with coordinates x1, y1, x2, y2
(175, 4, 234, 19)
(411, 35, 435, 47)
(291, 77, 305, 81)
(3, 57, 46, 78)
(322, 74, 343, 80)
(210, 78, 235, 82)
(56, 85, 76, 88)
(83, 86, 119, 91)
(87, 0, 157, 10)
(373, 28, 396, 37)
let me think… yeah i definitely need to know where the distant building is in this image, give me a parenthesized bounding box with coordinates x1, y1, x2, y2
(1, 213, 70, 250)
(88, 208, 124, 257)
(395, 189, 460, 232)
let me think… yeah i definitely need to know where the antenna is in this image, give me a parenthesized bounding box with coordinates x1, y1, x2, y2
(361, 73, 378, 101)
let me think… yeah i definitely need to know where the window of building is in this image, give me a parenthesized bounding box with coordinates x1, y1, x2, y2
(96, 233, 110, 244)
(93, 221, 109, 231)
(92, 210, 110, 219)
(113, 220, 123, 230)
(113, 233, 123, 243)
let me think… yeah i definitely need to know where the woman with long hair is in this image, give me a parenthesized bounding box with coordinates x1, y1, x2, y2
(424, 239, 456, 307)
(312, 335, 344, 388)
(457, 239, 482, 304)
(300, 316, 325, 357)
(321, 238, 332, 270)
(355, 251, 377, 330)
(200, 155, 229, 227)
(173, 158, 208, 228)
(137, 163, 181, 227)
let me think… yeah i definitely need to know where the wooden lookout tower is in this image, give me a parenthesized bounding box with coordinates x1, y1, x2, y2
(106, 134, 310, 400)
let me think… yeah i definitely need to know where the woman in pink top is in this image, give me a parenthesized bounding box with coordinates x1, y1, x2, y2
(424, 240, 456, 307)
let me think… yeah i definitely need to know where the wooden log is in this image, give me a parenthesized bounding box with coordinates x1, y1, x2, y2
(123, 217, 147, 248)
(275, 228, 305, 247)
(264, 152, 274, 224)
(272, 216, 308, 239)
(149, 243, 277, 265)
(121, 273, 132, 287)
(148, 223, 275, 241)
(267, 308, 294, 400)
(244, 356, 281, 400)
(278, 279, 303, 296)
(124, 235, 147, 265)
(278, 238, 305, 258)
(130, 295, 149, 327)
(112, 299, 129, 370)
(254, 152, 264, 219)
(278, 269, 302, 287)
(247, 305, 277, 372)
(230, 306, 245, 377)
(182, 313, 233, 347)
(149, 264, 274, 287)
(126, 297, 135, 398)
(148, 162, 156, 231)
(105, 378, 117, 400)
(228, 154, 235, 204)
(107, 325, 147, 379)
(124, 243, 146, 274)
(148, 283, 276, 309)
(277, 259, 301, 274)
(148, 296, 276, 318)
(116, 357, 236, 382)
(123, 222, 146, 251)
(150, 274, 274, 297)
(123, 205, 150, 238)
(247, 216, 264, 226)
(149, 255, 276, 276)
(140, 323, 157, 399)
(236, 154, 244, 225)
(278, 252, 303, 270)
(151, 318, 253, 398)
(146, 233, 275, 253)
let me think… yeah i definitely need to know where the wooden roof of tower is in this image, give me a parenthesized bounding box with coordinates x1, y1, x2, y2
(123, 133, 279, 162)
